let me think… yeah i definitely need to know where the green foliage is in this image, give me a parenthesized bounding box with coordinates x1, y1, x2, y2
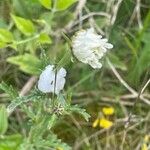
(0, 82, 18, 99)
(48, 114, 57, 129)
(11, 14, 36, 36)
(7, 54, 42, 75)
(0, 28, 14, 43)
(130, 41, 150, 84)
(6, 89, 43, 115)
(0, 42, 6, 48)
(38, 0, 52, 9)
(0, 134, 22, 150)
(38, 32, 52, 44)
(29, 133, 71, 150)
(0, 28, 14, 48)
(67, 105, 91, 122)
(108, 54, 127, 71)
(42, 133, 71, 150)
(56, 44, 71, 70)
(0, 105, 8, 135)
(56, 0, 77, 11)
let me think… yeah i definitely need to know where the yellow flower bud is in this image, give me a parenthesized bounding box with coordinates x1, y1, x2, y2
(102, 107, 114, 115)
(56, 147, 63, 150)
(92, 119, 99, 128)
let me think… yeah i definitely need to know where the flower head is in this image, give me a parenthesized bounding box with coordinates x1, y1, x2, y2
(99, 118, 113, 129)
(141, 135, 150, 150)
(38, 65, 67, 95)
(92, 118, 113, 129)
(102, 107, 114, 116)
(141, 144, 148, 150)
(144, 135, 149, 143)
(72, 28, 113, 69)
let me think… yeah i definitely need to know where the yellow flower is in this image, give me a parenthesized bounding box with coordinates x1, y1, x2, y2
(99, 118, 113, 129)
(144, 135, 149, 143)
(141, 143, 148, 150)
(102, 107, 114, 115)
(92, 119, 99, 128)
(56, 147, 63, 150)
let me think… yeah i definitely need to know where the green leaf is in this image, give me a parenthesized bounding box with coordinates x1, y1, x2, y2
(142, 31, 150, 44)
(0, 134, 22, 150)
(38, 0, 52, 9)
(39, 33, 52, 44)
(0, 28, 14, 43)
(38, 133, 72, 150)
(0, 105, 8, 135)
(130, 42, 150, 84)
(48, 114, 57, 129)
(67, 105, 91, 121)
(56, 0, 77, 11)
(11, 14, 36, 36)
(108, 54, 127, 71)
(0, 42, 7, 48)
(57, 94, 66, 107)
(7, 54, 42, 75)
(7, 89, 43, 114)
(0, 82, 18, 99)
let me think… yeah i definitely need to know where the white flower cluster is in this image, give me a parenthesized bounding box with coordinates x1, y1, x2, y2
(38, 65, 66, 95)
(72, 28, 113, 69)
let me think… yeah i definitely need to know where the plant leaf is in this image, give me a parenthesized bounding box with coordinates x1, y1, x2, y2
(38, 0, 52, 9)
(7, 54, 42, 75)
(38, 33, 52, 44)
(41, 133, 72, 150)
(67, 105, 91, 121)
(0, 134, 22, 150)
(0, 28, 14, 42)
(0, 42, 7, 48)
(11, 14, 36, 36)
(7, 89, 43, 115)
(130, 42, 150, 84)
(0, 105, 8, 135)
(56, 0, 77, 11)
(0, 82, 18, 99)
(108, 54, 127, 71)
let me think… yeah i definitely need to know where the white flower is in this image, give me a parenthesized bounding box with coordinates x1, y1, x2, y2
(72, 28, 113, 69)
(38, 65, 67, 95)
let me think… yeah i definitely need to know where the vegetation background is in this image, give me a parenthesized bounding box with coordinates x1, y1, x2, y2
(0, 0, 150, 149)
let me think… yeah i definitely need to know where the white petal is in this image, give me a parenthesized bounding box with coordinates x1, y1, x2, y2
(104, 43, 113, 49)
(89, 60, 102, 69)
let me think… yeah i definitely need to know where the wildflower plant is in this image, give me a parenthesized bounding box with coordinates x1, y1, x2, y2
(2, 0, 149, 150)
(0, 1, 94, 149)
(0, 24, 113, 149)
(0, 0, 114, 146)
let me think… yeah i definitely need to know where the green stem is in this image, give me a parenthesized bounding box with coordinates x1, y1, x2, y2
(15, 34, 40, 45)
